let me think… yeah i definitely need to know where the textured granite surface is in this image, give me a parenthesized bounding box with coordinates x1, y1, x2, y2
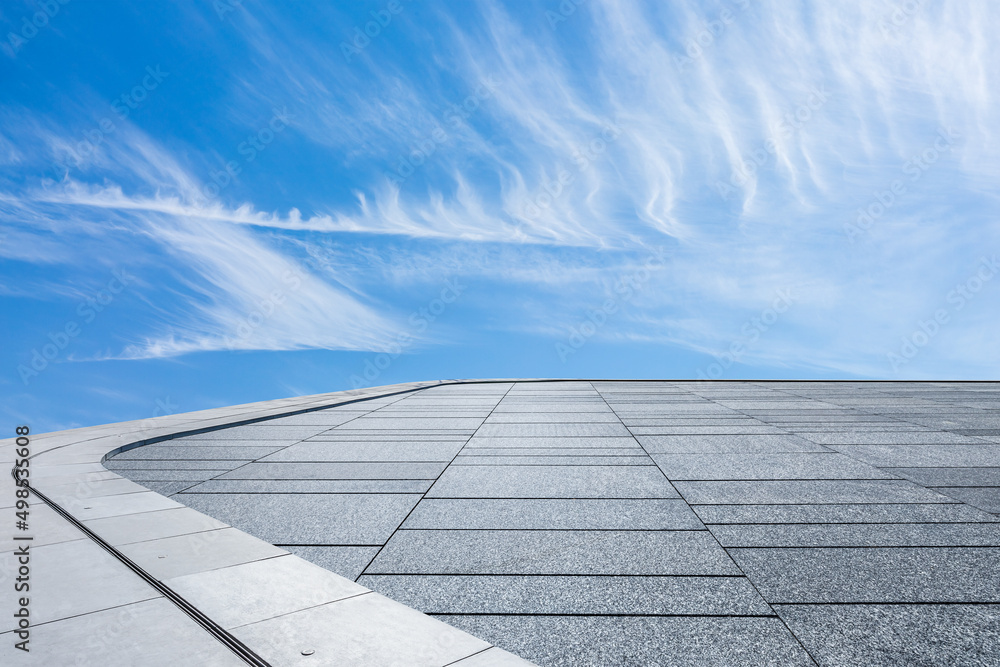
(109, 380, 1000, 665)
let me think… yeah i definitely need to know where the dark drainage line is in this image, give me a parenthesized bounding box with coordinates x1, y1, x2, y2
(11, 469, 272, 667)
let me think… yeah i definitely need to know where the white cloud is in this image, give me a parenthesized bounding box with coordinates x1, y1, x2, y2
(3, 0, 999, 377)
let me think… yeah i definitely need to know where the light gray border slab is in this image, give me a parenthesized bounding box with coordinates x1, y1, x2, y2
(5, 379, 540, 666)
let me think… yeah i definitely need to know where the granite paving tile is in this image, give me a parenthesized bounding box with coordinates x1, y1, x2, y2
(492, 404, 613, 413)
(886, 467, 1000, 486)
(321, 429, 477, 437)
(359, 574, 771, 615)
(625, 424, 790, 434)
(464, 437, 640, 449)
(638, 434, 829, 453)
(731, 546, 1000, 602)
(505, 390, 598, 397)
(610, 416, 765, 424)
(609, 406, 737, 415)
(104, 459, 253, 470)
(801, 431, 983, 444)
(474, 424, 633, 437)
(930, 487, 1000, 513)
(258, 440, 465, 462)
(715, 401, 840, 410)
(652, 453, 891, 480)
(674, 480, 952, 504)
(216, 461, 447, 479)
(141, 480, 199, 496)
(113, 469, 230, 482)
(177, 493, 421, 544)
(399, 400, 505, 408)
(447, 647, 536, 666)
(484, 412, 622, 423)
(401, 498, 703, 530)
(154, 439, 301, 448)
(329, 417, 486, 430)
(693, 502, 999, 524)
(746, 416, 901, 423)
(436, 615, 814, 667)
(306, 433, 469, 442)
(111, 445, 285, 460)
(457, 447, 646, 457)
(426, 465, 678, 498)
(451, 455, 653, 465)
(180, 425, 331, 440)
(283, 546, 381, 580)
(370, 408, 493, 415)
(777, 604, 1000, 667)
(366, 529, 738, 575)
(711, 522, 1000, 547)
(90, 380, 1000, 665)
(180, 479, 433, 493)
(829, 444, 1000, 467)
(261, 413, 370, 426)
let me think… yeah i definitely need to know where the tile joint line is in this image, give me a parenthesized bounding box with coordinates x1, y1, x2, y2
(10, 467, 274, 667)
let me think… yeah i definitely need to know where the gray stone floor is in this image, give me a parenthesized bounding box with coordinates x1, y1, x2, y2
(108, 381, 1000, 666)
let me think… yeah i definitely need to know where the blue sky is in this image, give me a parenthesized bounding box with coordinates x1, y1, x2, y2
(2, 0, 998, 432)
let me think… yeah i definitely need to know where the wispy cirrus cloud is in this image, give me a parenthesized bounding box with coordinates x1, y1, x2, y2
(1, 0, 998, 381)
(2, 123, 401, 359)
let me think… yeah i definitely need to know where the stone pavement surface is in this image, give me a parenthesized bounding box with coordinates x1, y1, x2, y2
(2, 381, 532, 667)
(106, 381, 1000, 666)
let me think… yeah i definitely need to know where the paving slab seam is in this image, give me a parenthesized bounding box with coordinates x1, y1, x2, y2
(9, 470, 273, 667)
(10, 379, 542, 666)
(163, 392, 417, 492)
(701, 521, 994, 525)
(768, 601, 1000, 605)
(729, 544, 1000, 549)
(426, 612, 781, 618)
(357, 382, 516, 580)
(690, 501, 965, 505)
(763, 383, 1000, 514)
(600, 382, 824, 666)
(46, 382, 454, 462)
(18, 379, 1000, 665)
(225, 590, 374, 630)
(365, 572, 756, 578)
(394, 527, 711, 532)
